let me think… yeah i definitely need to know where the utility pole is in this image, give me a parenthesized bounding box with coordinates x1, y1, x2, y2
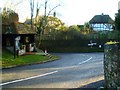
(14, 40, 16, 59)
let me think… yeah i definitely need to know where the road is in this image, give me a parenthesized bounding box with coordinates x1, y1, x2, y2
(1, 53, 104, 89)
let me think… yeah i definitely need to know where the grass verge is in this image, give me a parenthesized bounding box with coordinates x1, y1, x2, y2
(1, 49, 59, 69)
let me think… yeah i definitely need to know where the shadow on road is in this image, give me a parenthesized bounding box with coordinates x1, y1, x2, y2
(69, 80, 104, 90)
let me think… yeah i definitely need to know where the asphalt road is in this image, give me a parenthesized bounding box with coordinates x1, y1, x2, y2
(1, 53, 104, 89)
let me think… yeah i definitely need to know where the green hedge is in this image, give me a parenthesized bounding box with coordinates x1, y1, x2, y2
(39, 39, 106, 52)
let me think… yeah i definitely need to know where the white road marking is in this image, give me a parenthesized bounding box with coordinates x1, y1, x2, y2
(1, 57, 93, 86)
(0, 70, 58, 86)
(48, 57, 93, 70)
(79, 57, 93, 65)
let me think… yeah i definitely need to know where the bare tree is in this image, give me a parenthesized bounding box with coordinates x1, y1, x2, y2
(37, 0, 61, 47)
(47, 4, 60, 16)
(27, 0, 61, 47)
(29, 0, 34, 29)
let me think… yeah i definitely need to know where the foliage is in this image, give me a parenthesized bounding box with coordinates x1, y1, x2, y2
(115, 9, 120, 32)
(40, 39, 104, 53)
(32, 0, 61, 47)
(115, 9, 120, 42)
(82, 22, 92, 34)
(65, 25, 81, 39)
(68, 25, 80, 32)
(36, 16, 66, 34)
(107, 30, 118, 40)
(2, 7, 19, 24)
(34, 16, 68, 40)
(44, 16, 65, 34)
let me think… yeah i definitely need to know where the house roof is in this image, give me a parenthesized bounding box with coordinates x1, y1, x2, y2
(89, 14, 114, 24)
(24, 19, 32, 24)
(2, 22, 36, 34)
(15, 23, 36, 34)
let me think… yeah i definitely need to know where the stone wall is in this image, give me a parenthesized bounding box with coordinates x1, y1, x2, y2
(104, 43, 120, 90)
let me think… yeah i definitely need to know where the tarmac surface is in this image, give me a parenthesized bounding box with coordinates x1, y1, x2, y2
(2, 53, 104, 89)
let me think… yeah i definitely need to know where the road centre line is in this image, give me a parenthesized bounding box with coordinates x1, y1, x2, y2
(79, 57, 93, 65)
(0, 70, 58, 86)
(58, 57, 93, 69)
(43, 57, 93, 70)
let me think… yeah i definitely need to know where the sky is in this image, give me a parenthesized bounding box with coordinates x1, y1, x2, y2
(0, 0, 120, 26)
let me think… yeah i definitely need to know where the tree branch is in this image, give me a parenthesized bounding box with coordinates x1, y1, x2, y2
(47, 4, 61, 16)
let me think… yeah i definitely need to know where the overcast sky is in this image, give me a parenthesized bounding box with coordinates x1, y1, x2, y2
(0, 0, 119, 26)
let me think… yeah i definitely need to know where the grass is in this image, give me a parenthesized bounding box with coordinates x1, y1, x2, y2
(1, 49, 59, 68)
